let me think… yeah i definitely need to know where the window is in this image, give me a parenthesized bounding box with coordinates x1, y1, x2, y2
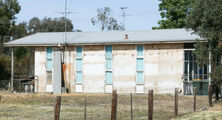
(76, 46, 83, 83)
(105, 45, 112, 84)
(46, 47, 52, 71)
(136, 45, 144, 84)
(184, 50, 208, 81)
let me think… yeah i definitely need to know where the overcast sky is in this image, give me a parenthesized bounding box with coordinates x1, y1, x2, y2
(16, 0, 161, 32)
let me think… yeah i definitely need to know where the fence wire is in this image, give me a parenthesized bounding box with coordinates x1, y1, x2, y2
(0, 90, 209, 120)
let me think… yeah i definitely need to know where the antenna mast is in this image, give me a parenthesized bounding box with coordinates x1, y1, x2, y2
(64, 0, 68, 46)
(121, 7, 128, 30)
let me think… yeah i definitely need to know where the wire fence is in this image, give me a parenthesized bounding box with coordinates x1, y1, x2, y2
(0, 88, 210, 120)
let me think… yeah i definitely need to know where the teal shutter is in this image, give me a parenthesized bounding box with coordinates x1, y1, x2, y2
(137, 46, 143, 56)
(76, 59, 82, 71)
(106, 46, 112, 59)
(106, 71, 112, 84)
(137, 72, 144, 84)
(137, 58, 144, 71)
(77, 46, 82, 57)
(106, 59, 112, 70)
(76, 72, 82, 83)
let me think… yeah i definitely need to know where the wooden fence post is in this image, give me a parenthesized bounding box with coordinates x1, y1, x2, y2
(130, 93, 133, 120)
(148, 90, 153, 120)
(84, 97, 87, 120)
(175, 88, 178, 116)
(193, 87, 196, 112)
(111, 90, 117, 120)
(54, 96, 62, 120)
(208, 85, 213, 107)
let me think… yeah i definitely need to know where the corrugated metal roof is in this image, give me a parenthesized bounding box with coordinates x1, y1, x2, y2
(5, 28, 203, 46)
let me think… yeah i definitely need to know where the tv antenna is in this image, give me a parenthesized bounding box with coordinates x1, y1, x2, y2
(121, 7, 128, 30)
(54, 0, 77, 49)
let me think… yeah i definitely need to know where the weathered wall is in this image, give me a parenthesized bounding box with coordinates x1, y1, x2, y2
(113, 45, 136, 93)
(34, 43, 184, 94)
(82, 45, 105, 93)
(34, 47, 46, 92)
(144, 44, 184, 94)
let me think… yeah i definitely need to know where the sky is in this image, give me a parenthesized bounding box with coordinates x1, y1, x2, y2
(16, 0, 162, 32)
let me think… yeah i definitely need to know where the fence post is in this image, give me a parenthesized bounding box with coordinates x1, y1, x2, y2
(111, 90, 117, 120)
(208, 85, 213, 107)
(193, 87, 196, 112)
(54, 96, 62, 120)
(174, 88, 178, 116)
(0, 95, 1, 102)
(148, 90, 153, 120)
(84, 97, 87, 120)
(130, 93, 133, 120)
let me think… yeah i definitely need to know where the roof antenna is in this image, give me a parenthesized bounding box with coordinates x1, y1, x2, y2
(121, 7, 128, 30)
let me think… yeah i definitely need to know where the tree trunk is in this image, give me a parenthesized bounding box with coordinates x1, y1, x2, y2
(215, 85, 219, 101)
(212, 62, 219, 101)
(0, 36, 3, 55)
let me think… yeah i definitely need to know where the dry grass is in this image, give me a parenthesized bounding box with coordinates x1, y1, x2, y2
(0, 92, 209, 120)
(173, 100, 222, 120)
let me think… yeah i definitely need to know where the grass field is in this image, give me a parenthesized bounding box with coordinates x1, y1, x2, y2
(173, 100, 222, 120)
(0, 92, 209, 120)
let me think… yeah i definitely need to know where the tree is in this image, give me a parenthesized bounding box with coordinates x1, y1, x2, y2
(153, 0, 193, 29)
(91, 7, 124, 31)
(0, 0, 21, 54)
(28, 17, 74, 33)
(186, 0, 222, 100)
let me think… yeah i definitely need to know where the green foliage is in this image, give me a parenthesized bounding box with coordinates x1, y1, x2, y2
(0, 55, 11, 80)
(193, 41, 209, 65)
(91, 7, 124, 31)
(212, 65, 222, 86)
(14, 47, 29, 60)
(186, 0, 222, 86)
(28, 17, 74, 33)
(0, 0, 21, 54)
(153, 0, 193, 29)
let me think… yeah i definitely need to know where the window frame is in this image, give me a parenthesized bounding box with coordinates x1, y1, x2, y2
(76, 46, 83, 84)
(136, 45, 144, 84)
(105, 45, 113, 85)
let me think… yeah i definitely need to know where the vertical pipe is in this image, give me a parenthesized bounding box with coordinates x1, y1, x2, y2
(11, 47, 14, 92)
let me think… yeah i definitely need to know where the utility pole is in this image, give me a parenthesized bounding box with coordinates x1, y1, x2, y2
(121, 7, 128, 30)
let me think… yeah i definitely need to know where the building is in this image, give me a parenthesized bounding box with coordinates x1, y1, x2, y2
(5, 29, 209, 94)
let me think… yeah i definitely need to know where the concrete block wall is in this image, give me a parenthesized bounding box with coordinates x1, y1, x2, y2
(34, 43, 184, 94)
